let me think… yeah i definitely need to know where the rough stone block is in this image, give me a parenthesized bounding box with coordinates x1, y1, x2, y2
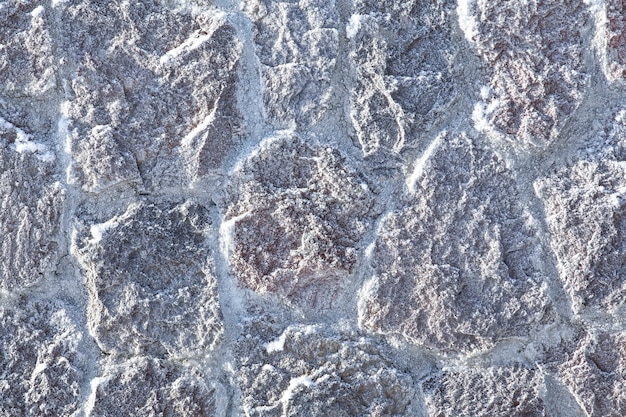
(243, 0, 340, 127)
(349, 0, 459, 156)
(0, 300, 85, 417)
(548, 330, 626, 417)
(535, 111, 626, 313)
(606, 0, 626, 81)
(0, 121, 62, 292)
(74, 200, 223, 357)
(88, 356, 218, 417)
(360, 132, 551, 353)
(461, 0, 588, 145)
(0, 0, 57, 100)
(235, 317, 416, 417)
(58, 2, 242, 191)
(224, 133, 377, 309)
(423, 365, 548, 416)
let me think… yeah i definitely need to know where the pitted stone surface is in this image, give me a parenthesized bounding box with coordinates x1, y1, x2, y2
(0, 122, 62, 292)
(235, 317, 416, 417)
(423, 365, 548, 417)
(2, 1, 626, 415)
(0, 0, 56, 101)
(58, 2, 242, 191)
(348, 0, 459, 157)
(74, 201, 223, 357)
(243, 0, 340, 127)
(536, 111, 626, 313)
(555, 330, 626, 417)
(606, 0, 626, 81)
(88, 356, 218, 417)
(360, 132, 551, 353)
(0, 300, 85, 417)
(224, 133, 376, 309)
(462, 0, 589, 146)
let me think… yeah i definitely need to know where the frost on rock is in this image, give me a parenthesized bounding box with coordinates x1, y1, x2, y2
(58, 1, 242, 191)
(0, 0, 57, 100)
(0, 300, 85, 417)
(360, 132, 551, 353)
(423, 365, 549, 417)
(235, 318, 416, 417)
(0, 125, 63, 292)
(555, 330, 626, 417)
(348, 0, 459, 157)
(243, 0, 340, 127)
(224, 134, 376, 309)
(88, 356, 218, 417)
(606, 0, 626, 81)
(462, 0, 588, 146)
(535, 112, 626, 313)
(74, 201, 223, 357)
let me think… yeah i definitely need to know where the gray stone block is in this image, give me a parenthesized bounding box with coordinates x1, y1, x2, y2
(0, 299, 86, 417)
(0, 122, 62, 292)
(423, 365, 548, 417)
(224, 133, 377, 309)
(243, 0, 340, 127)
(74, 201, 223, 357)
(556, 330, 626, 417)
(88, 356, 218, 417)
(360, 132, 551, 353)
(58, 1, 242, 191)
(349, 0, 459, 156)
(235, 317, 416, 417)
(461, 0, 589, 146)
(536, 110, 626, 313)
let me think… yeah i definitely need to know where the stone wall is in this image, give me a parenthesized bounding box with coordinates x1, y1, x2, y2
(1, 0, 625, 416)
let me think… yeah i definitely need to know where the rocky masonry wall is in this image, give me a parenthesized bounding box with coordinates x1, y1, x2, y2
(0, 0, 625, 416)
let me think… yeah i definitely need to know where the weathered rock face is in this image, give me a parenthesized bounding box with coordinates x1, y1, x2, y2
(556, 331, 626, 417)
(423, 365, 549, 417)
(606, 0, 626, 81)
(0, 0, 57, 104)
(461, 0, 589, 146)
(224, 133, 376, 309)
(88, 356, 218, 417)
(58, 1, 242, 191)
(74, 200, 223, 357)
(244, 0, 340, 128)
(235, 317, 416, 417)
(348, 0, 460, 157)
(3, 0, 626, 415)
(360, 132, 551, 353)
(536, 110, 626, 314)
(0, 300, 85, 417)
(0, 121, 62, 292)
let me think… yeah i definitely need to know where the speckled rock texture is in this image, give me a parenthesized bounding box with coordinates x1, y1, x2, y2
(1, 0, 625, 416)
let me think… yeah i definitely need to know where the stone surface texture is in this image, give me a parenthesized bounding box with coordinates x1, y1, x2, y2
(235, 316, 416, 417)
(606, 0, 626, 81)
(1, 0, 625, 416)
(461, 0, 589, 146)
(0, 300, 86, 417)
(553, 330, 626, 417)
(86, 356, 219, 417)
(359, 132, 552, 354)
(535, 110, 626, 314)
(73, 200, 223, 358)
(224, 133, 376, 309)
(423, 365, 549, 416)
(348, 0, 460, 157)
